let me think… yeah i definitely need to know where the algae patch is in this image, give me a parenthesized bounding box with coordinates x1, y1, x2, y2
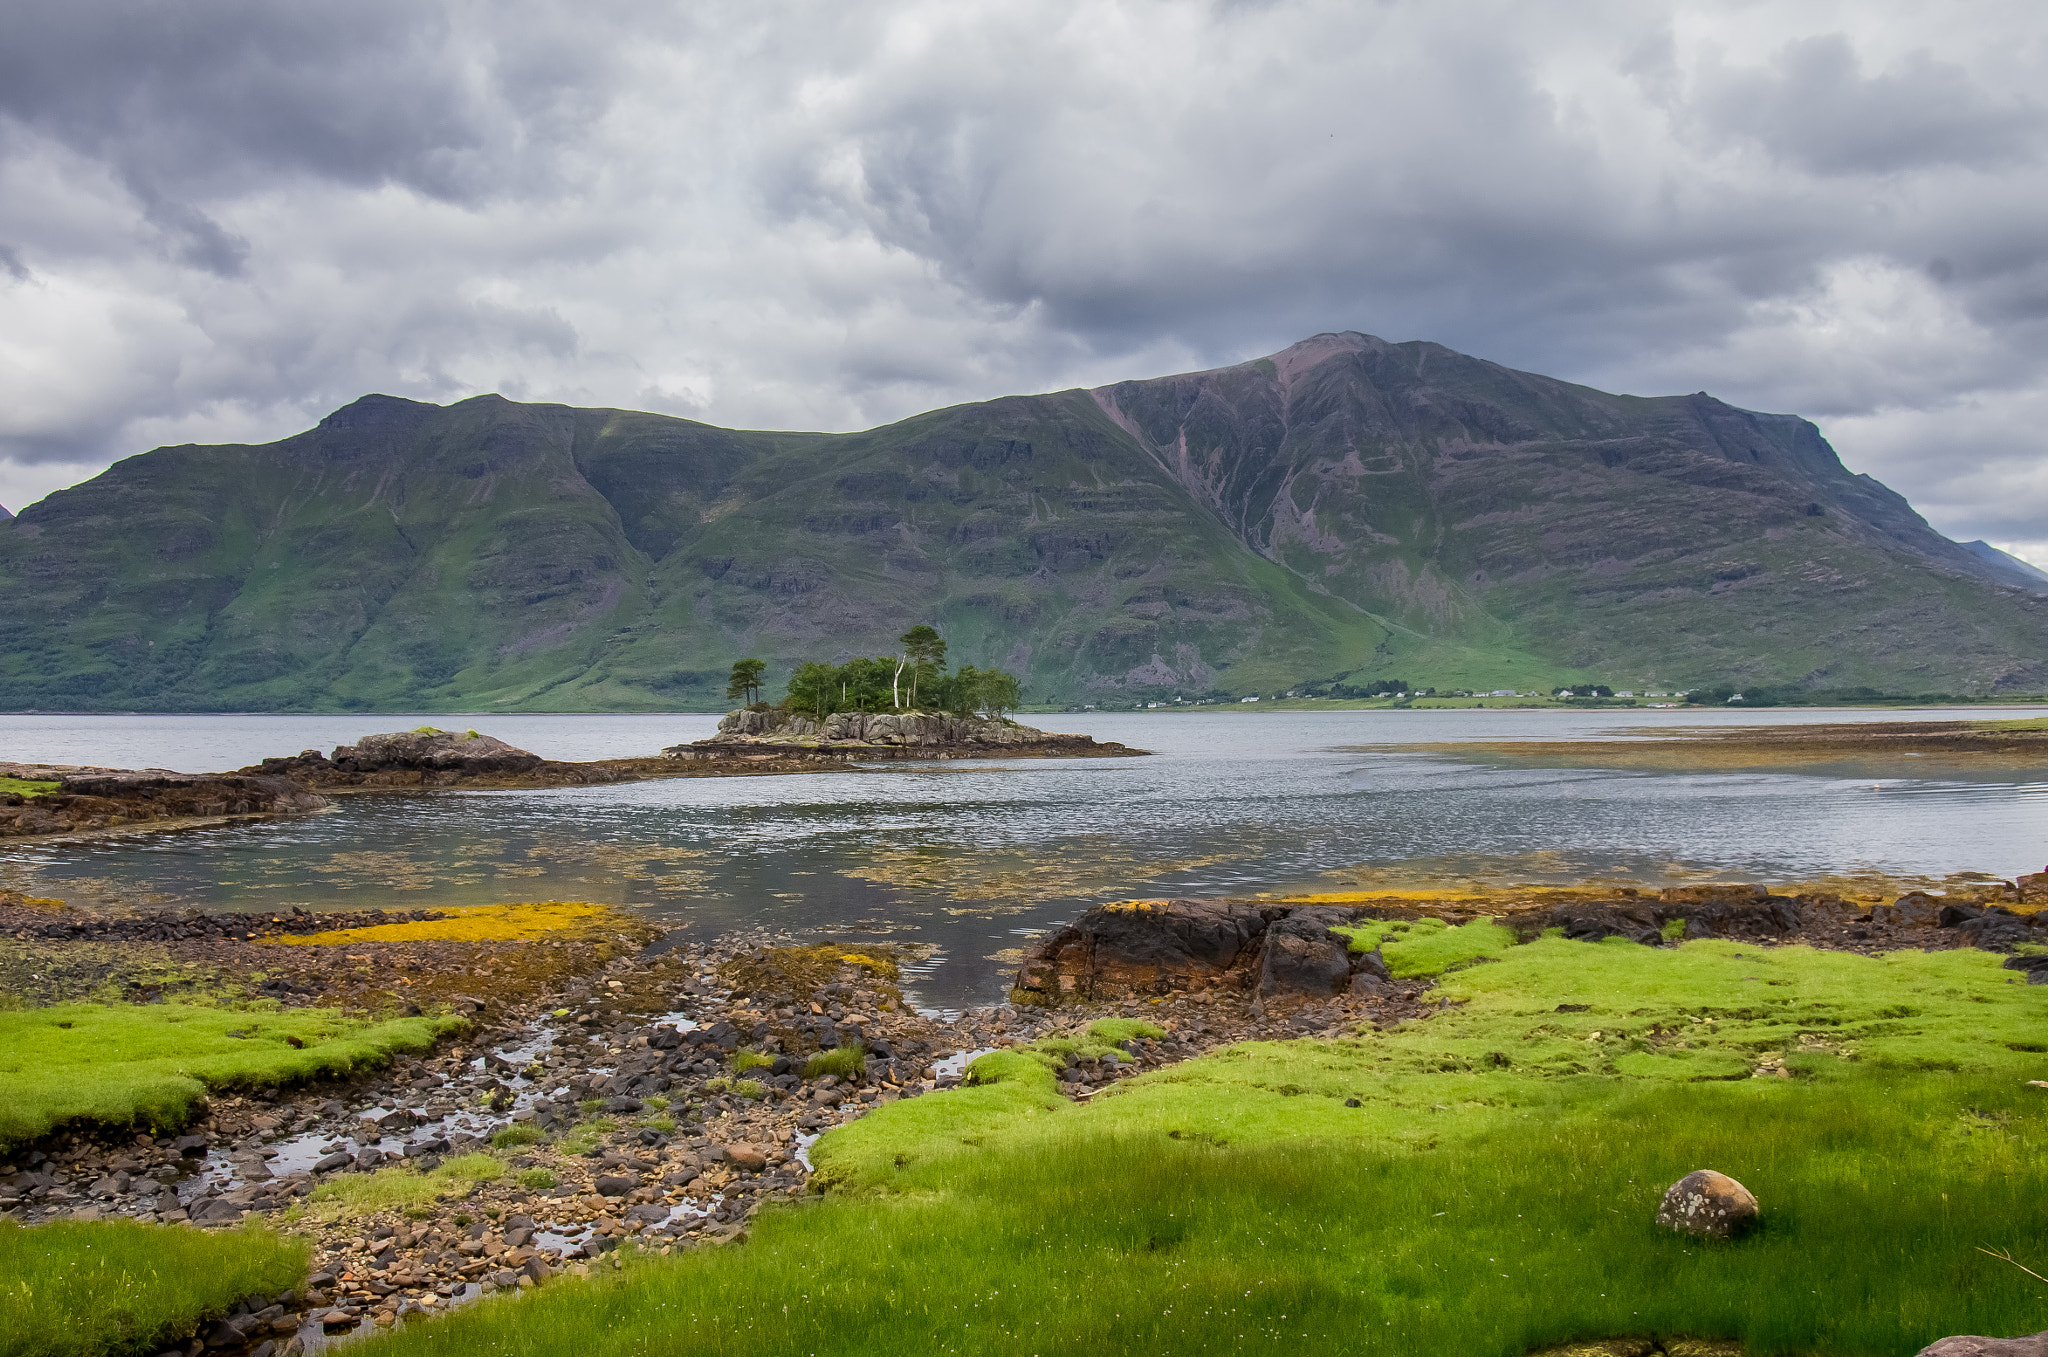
(263, 900, 616, 946)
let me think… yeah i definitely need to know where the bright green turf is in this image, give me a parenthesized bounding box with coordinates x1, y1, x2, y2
(0, 1218, 306, 1357)
(0, 1003, 465, 1145)
(0, 778, 59, 798)
(348, 936, 2046, 1356)
(1333, 916, 1518, 977)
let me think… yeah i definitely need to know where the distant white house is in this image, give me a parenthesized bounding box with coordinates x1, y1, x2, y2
(1490, 689, 1515, 697)
(1240, 696, 1259, 703)
(1728, 693, 1745, 702)
(1615, 691, 1635, 697)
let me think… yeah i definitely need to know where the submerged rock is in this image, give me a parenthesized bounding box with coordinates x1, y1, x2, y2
(1654, 1169, 1758, 1238)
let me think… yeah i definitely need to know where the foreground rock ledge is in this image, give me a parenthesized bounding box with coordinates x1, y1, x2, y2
(676, 708, 1144, 759)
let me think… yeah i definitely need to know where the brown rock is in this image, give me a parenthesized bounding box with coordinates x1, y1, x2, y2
(1918, 1337, 2048, 1357)
(1655, 1170, 1759, 1238)
(724, 1145, 768, 1171)
(1010, 899, 1274, 1003)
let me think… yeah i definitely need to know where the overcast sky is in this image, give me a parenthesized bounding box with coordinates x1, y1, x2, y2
(2, 1, 2044, 563)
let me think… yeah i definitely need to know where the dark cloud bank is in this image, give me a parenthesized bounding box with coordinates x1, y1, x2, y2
(1, 1, 2044, 559)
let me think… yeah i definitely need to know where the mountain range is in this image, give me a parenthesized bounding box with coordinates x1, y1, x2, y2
(3, 331, 2046, 712)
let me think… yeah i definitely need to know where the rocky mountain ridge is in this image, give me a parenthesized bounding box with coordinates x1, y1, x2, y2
(4, 332, 2045, 710)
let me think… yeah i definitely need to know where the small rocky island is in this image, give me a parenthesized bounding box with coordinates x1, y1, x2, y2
(672, 708, 1143, 760)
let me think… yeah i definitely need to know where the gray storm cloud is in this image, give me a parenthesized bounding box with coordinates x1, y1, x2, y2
(0, 0, 2043, 562)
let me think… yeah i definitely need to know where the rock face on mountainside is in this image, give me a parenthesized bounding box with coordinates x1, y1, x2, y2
(5, 330, 2047, 712)
(677, 709, 1140, 758)
(1011, 899, 1387, 1004)
(0, 762, 326, 838)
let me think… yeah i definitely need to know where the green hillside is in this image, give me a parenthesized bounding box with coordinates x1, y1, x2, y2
(2, 332, 2044, 711)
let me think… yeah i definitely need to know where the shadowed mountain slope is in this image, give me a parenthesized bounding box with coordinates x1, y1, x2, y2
(3, 333, 2043, 711)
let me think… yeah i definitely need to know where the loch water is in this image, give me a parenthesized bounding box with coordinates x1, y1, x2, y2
(2, 707, 2044, 1008)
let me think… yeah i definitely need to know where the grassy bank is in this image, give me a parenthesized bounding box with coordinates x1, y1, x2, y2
(0, 1218, 306, 1357)
(352, 932, 2047, 1356)
(0, 1003, 465, 1145)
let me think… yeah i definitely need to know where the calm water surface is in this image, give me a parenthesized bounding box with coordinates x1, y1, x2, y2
(3, 708, 2043, 1007)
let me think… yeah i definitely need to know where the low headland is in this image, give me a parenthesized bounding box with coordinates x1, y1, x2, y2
(2, 864, 2045, 1357)
(1370, 715, 2048, 773)
(0, 714, 1143, 840)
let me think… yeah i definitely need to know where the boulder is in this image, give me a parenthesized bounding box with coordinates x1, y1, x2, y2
(592, 1175, 638, 1197)
(1012, 899, 1271, 1002)
(2016, 868, 2048, 905)
(1938, 904, 2045, 952)
(1257, 916, 1354, 998)
(1654, 1170, 1758, 1238)
(327, 730, 543, 776)
(723, 1144, 769, 1171)
(1872, 891, 1944, 927)
(2003, 953, 2048, 984)
(1009, 897, 1418, 1003)
(1917, 1336, 2048, 1357)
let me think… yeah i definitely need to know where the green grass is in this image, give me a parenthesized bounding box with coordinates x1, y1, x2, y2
(0, 1003, 466, 1145)
(0, 778, 59, 798)
(354, 1070, 2047, 1357)
(0, 1218, 306, 1357)
(490, 1125, 544, 1149)
(1332, 917, 1518, 978)
(305, 1154, 505, 1220)
(348, 935, 2047, 1357)
(804, 1044, 865, 1079)
(518, 1169, 558, 1190)
(732, 1050, 776, 1074)
(556, 1118, 617, 1156)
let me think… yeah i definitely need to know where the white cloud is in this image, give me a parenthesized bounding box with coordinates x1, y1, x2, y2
(0, 0, 2043, 548)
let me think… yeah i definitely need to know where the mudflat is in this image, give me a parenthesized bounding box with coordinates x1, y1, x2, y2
(1362, 715, 2048, 772)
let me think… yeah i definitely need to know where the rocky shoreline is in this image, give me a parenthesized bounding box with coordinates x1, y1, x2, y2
(0, 897, 1425, 1356)
(3, 868, 2041, 1356)
(0, 762, 327, 840)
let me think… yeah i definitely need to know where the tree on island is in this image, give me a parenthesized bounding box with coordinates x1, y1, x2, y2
(773, 628, 1020, 721)
(899, 624, 947, 708)
(725, 657, 766, 707)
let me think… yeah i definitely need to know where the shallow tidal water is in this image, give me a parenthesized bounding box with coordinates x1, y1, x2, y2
(2, 707, 2044, 1008)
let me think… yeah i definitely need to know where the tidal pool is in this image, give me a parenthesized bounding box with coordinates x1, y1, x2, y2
(2, 707, 2043, 1007)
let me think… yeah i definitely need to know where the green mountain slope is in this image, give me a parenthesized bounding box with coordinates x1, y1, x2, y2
(2, 333, 2043, 711)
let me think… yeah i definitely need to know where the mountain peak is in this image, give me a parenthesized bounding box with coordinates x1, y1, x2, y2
(4, 339, 2046, 710)
(316, 393, 441, 433)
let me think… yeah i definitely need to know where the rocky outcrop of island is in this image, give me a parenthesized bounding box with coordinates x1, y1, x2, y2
(672, 709, 1145, 760)
(0, 762, 327, 839)
(243, 727, 841, 791)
